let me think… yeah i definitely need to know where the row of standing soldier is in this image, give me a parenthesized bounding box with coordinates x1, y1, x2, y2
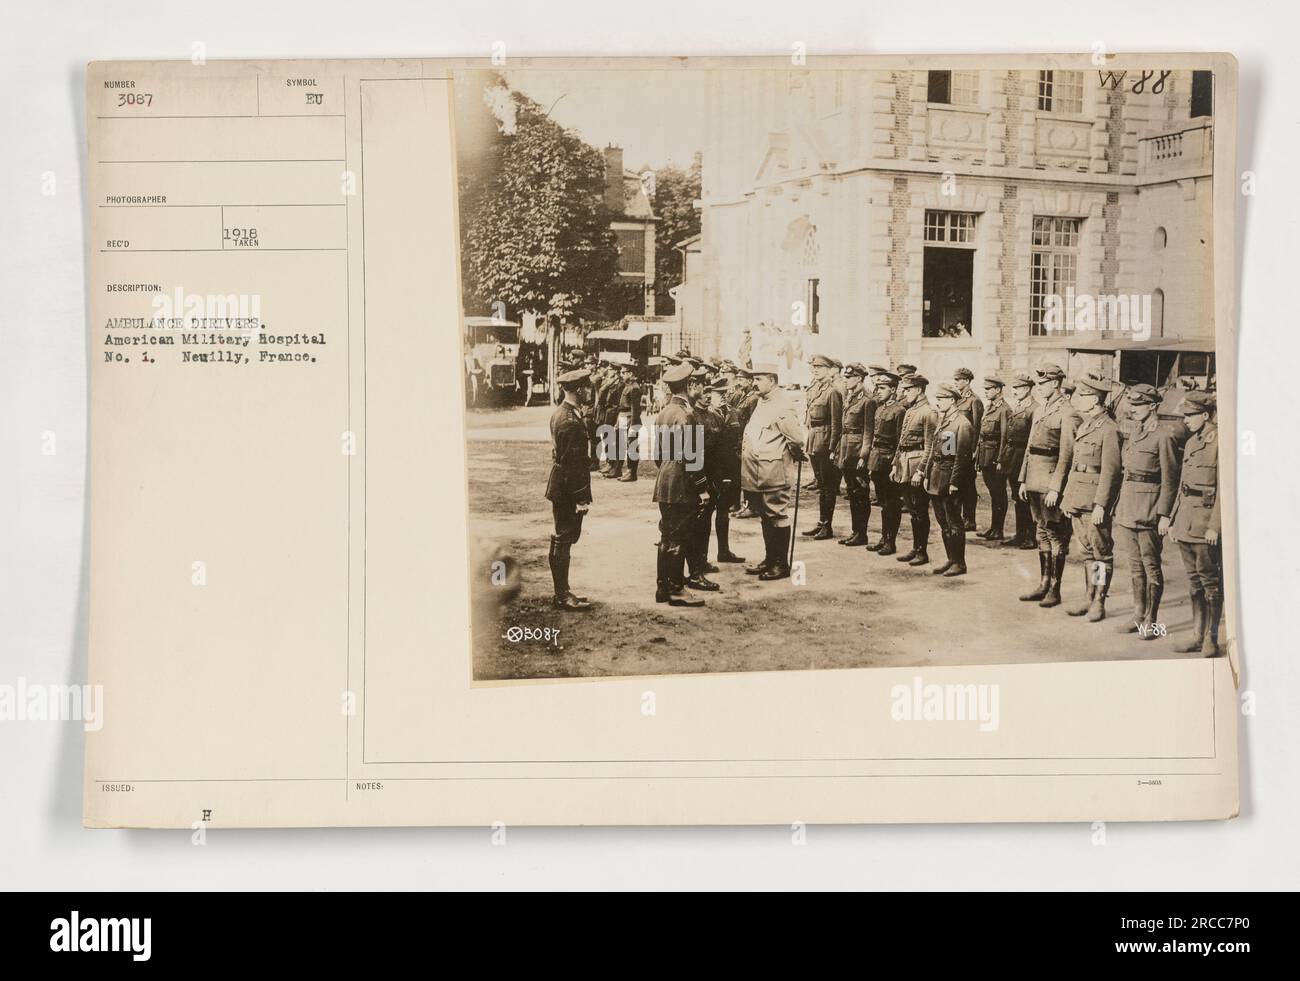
(543, 353, 1223, 656)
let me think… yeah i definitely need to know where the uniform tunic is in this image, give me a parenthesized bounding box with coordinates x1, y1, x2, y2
(893, 399, 938, 545)
(1170, 423, 1223, 603)
(1061, 410, 1123, 570)
(652, 395, 707, 555)
(545, 401, 593, 544)
(1114, 419, 1180, 585)
(740, 388, 806, 525)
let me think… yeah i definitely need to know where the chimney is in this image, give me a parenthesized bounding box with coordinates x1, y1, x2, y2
(603, 144, 624, 213)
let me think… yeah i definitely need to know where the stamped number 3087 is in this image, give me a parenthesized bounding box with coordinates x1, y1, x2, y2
(503, 626, 561, 647)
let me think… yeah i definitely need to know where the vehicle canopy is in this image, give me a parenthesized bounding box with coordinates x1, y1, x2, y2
(1065, 336, 1215, 419)
(584, 321, 663, 367)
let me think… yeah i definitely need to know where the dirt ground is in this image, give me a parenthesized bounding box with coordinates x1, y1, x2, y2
(467, 403, 1203, 680)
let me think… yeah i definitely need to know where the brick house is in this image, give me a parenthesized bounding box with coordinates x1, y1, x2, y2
(604, 144, 658, 317)
(696, 67, 1215, 382)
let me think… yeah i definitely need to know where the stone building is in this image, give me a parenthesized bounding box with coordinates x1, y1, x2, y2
(696, 67, 1215, 383)
(603, 145, 659, 317)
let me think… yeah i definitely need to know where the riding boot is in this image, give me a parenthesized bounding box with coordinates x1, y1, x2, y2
(1200, 593, 1222, 656)
(1067, 564, 1095, 616)
(1020, 551, 1051, 601)
(715, 514, 745, 563)
(943, 530, 967, 576)
(1139, 582, 1163, 640)
(932, 531, 955, 575)
(667, 550, 705, 607)
(1116, 576, 1146, 633)
(1038, 551, 1066, 608)
(1173, 590, 1206, 653)
(746, 524, 775, 575)
(760, 527, 792, 580)
(1086, 564, 1110, 622)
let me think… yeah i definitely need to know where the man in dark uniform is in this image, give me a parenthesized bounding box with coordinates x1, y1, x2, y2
(731, 368, 762, 519)
(976, 375, 1011, 541)
(652, 363, 709, 607)
(1002, 373, 1037, 549)
(1060, 374, 1123, 622)
(707, 377, 746, 563)
(544, 369, 596, 611)
(612, 364, 643, 481)
(952, 367, 984, 531)
(865, 370, 905, 555)
(1113, 384, 1180, 639)
(685, 367, 722, 591)
(923, 383, 973, 577)
(836, 363, 873, 546)
(895, 374, 937, 566)
(1169, 392, 1223, 656)
(802, 354, 844, 540)
(1017, 362, 1078, 608)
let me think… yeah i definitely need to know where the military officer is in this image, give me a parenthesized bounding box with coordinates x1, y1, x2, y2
(684, 367, 722, 591)
(652, 363, 709, 608)
(923, 383, 973, 576)
(1113, 384, 1180, 639)
(1017, 362, 1079, 608)
(865, 370, 906, 555)
(545, 369, 596, 611)
(976, 375, 1011, 542)
(707, 377, 746, 563)
(1002, 373, 1037, 549)
(952, 367, 984, 531)
(894, 374, 937, 566)
(740, 362, 807, 581)
(607, 364, 642, 481)
(1059, 374, 1123, 622)
(731, 368, 763, 519)
(1169, 392, 1223, 656)
(802, 354, 844, 540)
(836, 363, 874, 546)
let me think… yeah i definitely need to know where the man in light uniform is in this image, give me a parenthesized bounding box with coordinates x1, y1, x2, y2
(1017, 362, 1079, 608)
(740, 362, 807, 581)
(894, 374, 937, 566)
(1168, 391, 1222, 656)
(1059, 374, 1123, 622)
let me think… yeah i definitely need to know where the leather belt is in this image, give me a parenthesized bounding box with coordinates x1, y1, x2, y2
(1028, 446, 1057, 457)
(1126, 471, 1160, 484)
(1181, 484, 1209, 497)
(1007, 439, 1028, 447)
(898, 442, 923, 451)
(1073, 463, 1101, 474)
(843, 428, 864, 436)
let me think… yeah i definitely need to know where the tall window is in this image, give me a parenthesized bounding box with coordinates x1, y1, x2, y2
(615, 228, 645, 274)
(923, 211, 977, 338)
(927, 70, 980, 106)
(806, 279, 821, 332)
(1037, 70, 1083, 113)
(1030, 216, 1081, 336)
(1191, 70, 1213, 118)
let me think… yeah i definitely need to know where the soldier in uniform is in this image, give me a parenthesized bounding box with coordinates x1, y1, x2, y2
(865, 371, 905, 555)
(952, 367, 984, 531)
(684, 367, 722, 591)
(1002, 373, 1037, 549)
(708, 377, 746, 563)
(895, 374, 937, 566)
(606, 365, 640, 481)
(740, 362, 807, 581)
(1113, 384, 1179, 639)
(1017, 362, 1079, 608)
(976, 375, 1011, 542)
(802, 354, 844, 540)
(1060, 374, 1123, 622)
(836, 363, 874, 546)
(544, 369, 596, 611)
(1169, 392, 1222, 656)
(923, 383, 973, 576)
(652, 363, 709, 608)
(731, 368, 763, 519)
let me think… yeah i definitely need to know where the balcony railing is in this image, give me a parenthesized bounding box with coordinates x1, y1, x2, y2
(1139, 122, 1213, 177)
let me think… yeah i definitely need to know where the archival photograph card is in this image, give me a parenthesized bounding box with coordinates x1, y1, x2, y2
(83, 54, 1239, 828)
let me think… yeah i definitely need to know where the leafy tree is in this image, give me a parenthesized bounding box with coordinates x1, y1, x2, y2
(651, 152, 702, 315)
(458, 78, 620, 325)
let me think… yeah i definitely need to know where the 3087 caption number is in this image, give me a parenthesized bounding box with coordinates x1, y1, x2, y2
(118, 93, 153, 107)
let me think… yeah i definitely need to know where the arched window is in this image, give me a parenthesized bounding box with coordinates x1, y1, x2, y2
(1151, 288, 1165, 338)
(1153, 226, 1168, 249)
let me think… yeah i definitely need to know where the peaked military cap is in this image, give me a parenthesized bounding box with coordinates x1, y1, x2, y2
(662, 363, 694, 385)
(557, 368, 591, 387)
(1181, 391, 1216, 415)
(1126, 383, 1160, 405)
(953, 367, 975, 381)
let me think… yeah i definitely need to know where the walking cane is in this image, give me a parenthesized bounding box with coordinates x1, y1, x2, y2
(789, 457, 803, 568)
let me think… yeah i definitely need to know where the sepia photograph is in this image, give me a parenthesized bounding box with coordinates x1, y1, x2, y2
(456, 64, 1226, 680)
